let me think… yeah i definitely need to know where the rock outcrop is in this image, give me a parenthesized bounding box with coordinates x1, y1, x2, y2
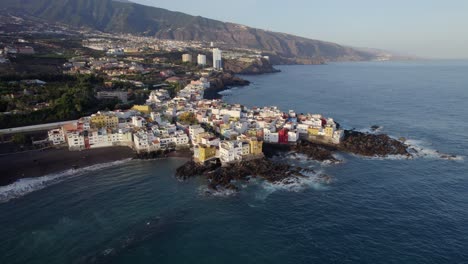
(339, 130, 410, 157)
(262, 142, 338, 162)
(223, 58, 280, 75)
(175, 130, 412, 193)
(205, 72, 250, 99)
(176, 158, 314, 192)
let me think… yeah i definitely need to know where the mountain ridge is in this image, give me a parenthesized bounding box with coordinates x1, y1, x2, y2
(0, 0, 378, 63)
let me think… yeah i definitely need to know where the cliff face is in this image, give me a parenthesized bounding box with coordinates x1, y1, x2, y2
(223, 58, 280, 74)
(0, 0, 378, 63)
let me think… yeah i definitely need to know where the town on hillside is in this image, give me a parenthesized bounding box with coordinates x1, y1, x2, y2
(1, 22, 342, 164)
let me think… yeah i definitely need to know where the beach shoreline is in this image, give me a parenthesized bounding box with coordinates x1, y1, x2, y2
(0, 146, 135, 186)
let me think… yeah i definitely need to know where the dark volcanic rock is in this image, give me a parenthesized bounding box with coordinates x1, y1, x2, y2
(176, 158, 308, 192)
(223, 58, 280, 75)
(340, 130, 410, 157)
(175, 160, 219, 181)
(263, 142, 338, 162)
(265, 131, 411, 159)
(292, 141, 338, 161)
(205, 73, 250, 99)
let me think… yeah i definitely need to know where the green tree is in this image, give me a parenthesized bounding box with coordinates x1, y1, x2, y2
(178, 112, 197, 125)
(12, 134, 27, 145)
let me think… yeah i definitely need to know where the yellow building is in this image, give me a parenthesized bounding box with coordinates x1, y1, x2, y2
(132, 105, 151, 114)
(90, 115, 119, 129)
(324, 126, 334, 138)
(308, 127, 320, 136)
(195, 144, 217, 163)
(241, 142, 250, 156)
(196, 132, 212, 144)
(246, 129, 257, 137)
(220, 123, 231, 135)
(249, 138, 263, 155)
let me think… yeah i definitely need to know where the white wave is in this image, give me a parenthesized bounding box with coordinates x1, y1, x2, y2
(358, 126, 384, 134)
(356, 153, 412, 161)
(0, 159, 132, 203)
(276, 152, 341, 167)
(218, 90, 232, 95)
(405, 139, 464, 161)
(198, 186, 237, 197)
(259, 170, 332, 199)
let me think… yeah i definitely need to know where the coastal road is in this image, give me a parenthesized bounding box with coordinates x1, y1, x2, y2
(0, 120, 77, 135)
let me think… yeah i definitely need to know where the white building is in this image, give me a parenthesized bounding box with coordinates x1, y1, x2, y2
(219, 141, 243, 164)
(220, 109, 241, 119)
(212, 48, 222, 70)
(182, 54, 192, 63)
(133, 130, 152, 152)
(297, 124, 310, 135)
(172, 133, 190, 146)
(66, 131, 85, 150)
(332, 130, 345, 144)
(132, 116, 146, 128)
(189, 125, 205, 142)
(197, 54, 207, 66)
(48, 128, 66, 145)
(288, 131, 299, 142)
(151, 112, 162, 123)
(263, 128, 279, 143)
(106, 48, 124, 56)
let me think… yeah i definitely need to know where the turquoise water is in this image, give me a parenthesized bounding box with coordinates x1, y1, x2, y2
(1, 61, 468, 263)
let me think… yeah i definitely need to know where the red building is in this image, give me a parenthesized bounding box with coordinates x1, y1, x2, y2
(321, 118, 327, 126)
(278, 128, 289, 144)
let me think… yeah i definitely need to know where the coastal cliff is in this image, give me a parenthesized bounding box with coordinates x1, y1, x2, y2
(205, 72, 250, 99)
(223, 58, 281, 75)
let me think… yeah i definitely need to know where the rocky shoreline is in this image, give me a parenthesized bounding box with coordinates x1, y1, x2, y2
(175, 130, 412, 193)
(205, 72, 251, 99)
(339, 130, 410, 157)
(176, 158, 331, 193)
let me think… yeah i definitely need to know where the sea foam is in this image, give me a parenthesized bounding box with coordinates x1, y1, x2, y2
(405, 139, 464, 161)
(255, 169, 332, 201)
(0, 159, 132, 203)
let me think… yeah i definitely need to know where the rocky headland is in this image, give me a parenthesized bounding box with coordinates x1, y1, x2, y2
(223, 58, 281, 75)
(205, 72, 251, 99)
(175, 130, 411, 193)
(176, 158, 330, 193)
(339, 130, 410, 157)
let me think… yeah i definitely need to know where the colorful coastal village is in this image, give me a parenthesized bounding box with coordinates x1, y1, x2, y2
(48, 78, 344, 165)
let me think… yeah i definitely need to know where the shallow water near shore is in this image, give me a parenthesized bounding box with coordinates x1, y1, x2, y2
(1, 61, 468, 263)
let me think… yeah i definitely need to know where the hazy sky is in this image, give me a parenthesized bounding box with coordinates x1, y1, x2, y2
(131, 0, 468, 58)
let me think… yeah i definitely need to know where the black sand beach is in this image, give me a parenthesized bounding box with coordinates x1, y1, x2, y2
(0, 147, 135, 186)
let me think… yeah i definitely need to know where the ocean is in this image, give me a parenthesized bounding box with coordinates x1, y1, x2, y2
(1, 61, 467, 264)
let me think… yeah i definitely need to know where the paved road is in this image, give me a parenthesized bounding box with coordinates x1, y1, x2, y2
(0, 120, 77, 134)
